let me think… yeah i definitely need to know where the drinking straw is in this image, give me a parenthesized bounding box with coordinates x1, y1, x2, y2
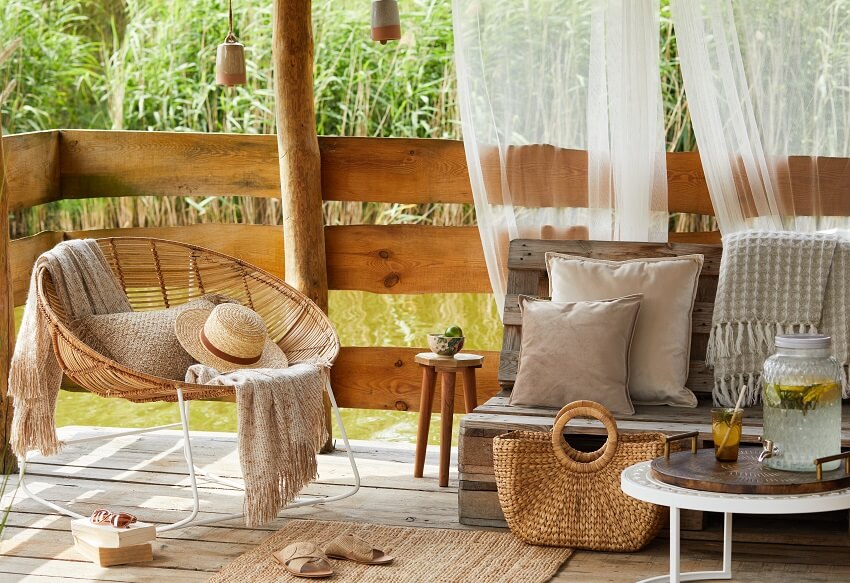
(718, 386, 747, 452)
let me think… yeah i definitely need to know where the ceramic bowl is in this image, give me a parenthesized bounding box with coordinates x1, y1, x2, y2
(427, 333, 465, 357)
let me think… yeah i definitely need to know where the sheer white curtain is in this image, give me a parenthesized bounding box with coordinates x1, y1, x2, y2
(671, 0, 850, 235)
(453, 0, 668, 314)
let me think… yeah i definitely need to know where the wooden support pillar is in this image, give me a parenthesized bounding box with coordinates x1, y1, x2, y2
(0, 125, 18, 474)
(272, 0, 333, 451)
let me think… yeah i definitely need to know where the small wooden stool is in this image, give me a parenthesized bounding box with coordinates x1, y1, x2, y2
(413, 352, 483, 487)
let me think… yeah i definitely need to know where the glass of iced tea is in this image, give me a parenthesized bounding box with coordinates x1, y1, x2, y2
(712, 408, 743, 462)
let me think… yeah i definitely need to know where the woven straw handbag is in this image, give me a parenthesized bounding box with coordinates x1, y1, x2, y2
(493, 400, 667, 551)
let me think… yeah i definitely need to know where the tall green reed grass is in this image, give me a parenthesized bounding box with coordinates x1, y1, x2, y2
(1, 0, 704, 237)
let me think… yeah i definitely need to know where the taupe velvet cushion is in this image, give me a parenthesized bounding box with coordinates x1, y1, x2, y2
(74, 294, 237, 381)
(546, 253, 704, 407)
(509, 294, 643, 415)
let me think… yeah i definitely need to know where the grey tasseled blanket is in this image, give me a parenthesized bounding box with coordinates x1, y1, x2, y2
(707, 231, 850, 406)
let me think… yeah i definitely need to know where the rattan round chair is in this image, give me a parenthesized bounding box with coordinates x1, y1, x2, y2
(18, 237, 360, 532)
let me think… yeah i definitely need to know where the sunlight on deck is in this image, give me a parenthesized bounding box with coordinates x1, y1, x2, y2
(3, 427, 850, 582)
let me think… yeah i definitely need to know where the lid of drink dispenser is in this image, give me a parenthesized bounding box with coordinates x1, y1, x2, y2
(775, 334, 831, 349)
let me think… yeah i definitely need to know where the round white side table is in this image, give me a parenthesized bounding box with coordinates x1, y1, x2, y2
(621, 461, 850, 583)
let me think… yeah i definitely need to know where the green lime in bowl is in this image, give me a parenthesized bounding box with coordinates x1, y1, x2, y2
(428, 325, 465, 356)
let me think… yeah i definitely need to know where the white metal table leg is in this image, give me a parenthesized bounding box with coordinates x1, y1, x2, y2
(721, 512, 733, 576)
(670, 506, 680, 583)
(637, 509, 733, 583)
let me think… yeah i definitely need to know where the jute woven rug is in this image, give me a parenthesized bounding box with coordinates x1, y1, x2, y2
(209, 519, 573, 583)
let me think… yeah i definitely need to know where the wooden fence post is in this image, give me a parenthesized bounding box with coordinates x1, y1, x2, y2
(273, 0, 333, 451)
(0, 125, 18, 474)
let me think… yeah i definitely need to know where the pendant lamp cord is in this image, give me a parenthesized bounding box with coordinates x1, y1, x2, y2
(226, 0, 237, 43)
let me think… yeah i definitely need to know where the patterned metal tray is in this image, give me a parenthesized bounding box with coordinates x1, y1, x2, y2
(651, 448, 850, 495)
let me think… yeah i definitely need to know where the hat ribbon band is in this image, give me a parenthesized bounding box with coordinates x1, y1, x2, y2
(199, 329, 262, 365)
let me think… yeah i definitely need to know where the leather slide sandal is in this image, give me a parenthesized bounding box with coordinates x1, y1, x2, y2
(323, 534, 394, 565)
(272, 542, 334, 578)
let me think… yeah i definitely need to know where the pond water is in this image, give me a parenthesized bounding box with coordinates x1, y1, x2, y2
(43, 291, 503, 446)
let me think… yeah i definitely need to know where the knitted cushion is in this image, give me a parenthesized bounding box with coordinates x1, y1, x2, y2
(74, 294, 237, 381)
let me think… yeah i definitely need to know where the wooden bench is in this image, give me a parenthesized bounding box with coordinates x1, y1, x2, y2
(458, 239, 850, 528)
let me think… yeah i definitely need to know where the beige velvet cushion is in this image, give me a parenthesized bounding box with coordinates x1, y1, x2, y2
(509, 294, 642, 415)
(546, 253, 704, 407)
(74, 294, 237, 381)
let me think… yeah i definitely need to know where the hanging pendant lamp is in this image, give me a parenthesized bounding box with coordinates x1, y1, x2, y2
(371, 0, 401, 45)
(216, 0, 246, 86)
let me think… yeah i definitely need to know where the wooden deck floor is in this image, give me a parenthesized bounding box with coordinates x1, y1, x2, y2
(2, 427, 850, 582)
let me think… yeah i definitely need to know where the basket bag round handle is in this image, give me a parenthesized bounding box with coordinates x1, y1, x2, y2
(552, 405, 609, 465)
(551, 400, 619, 473)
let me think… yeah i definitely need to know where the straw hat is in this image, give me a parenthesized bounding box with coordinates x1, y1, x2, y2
(175, 303, 289, 373)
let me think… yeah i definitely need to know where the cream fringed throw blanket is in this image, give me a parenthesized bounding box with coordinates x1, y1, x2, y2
(707, 231, 850, 406)
(186, 363, 328, 527)
(8, 240, 132, 458)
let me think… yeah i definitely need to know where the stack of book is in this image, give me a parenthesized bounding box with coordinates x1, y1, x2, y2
(71, 517, 156, 567)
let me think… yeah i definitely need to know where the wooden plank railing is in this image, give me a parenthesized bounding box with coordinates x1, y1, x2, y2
(0, 128, 742, 417)
(54, 130, 475, 205)
(16, 129, 721, 209)
(4, 130, 59, 211)
(0, 125, 16, 472)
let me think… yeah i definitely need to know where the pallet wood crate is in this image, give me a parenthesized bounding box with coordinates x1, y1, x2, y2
(457, 239, 850, 529)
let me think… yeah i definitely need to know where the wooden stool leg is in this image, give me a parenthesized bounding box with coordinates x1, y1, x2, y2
(439, 371, 456, 488)
(461, 367, 478, 413)
(414, 366, 436, 478)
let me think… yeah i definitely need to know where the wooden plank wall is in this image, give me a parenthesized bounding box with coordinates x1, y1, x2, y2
(0, 125, 17, 472)
(1, 129, 736, 414)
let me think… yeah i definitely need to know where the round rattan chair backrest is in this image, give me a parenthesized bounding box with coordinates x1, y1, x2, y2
(36, 237, 340, 403)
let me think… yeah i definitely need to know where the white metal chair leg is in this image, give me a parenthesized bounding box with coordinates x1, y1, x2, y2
(176, 401, 244, 490)
(177, 378, 361, 528)
(286, 377, 361, 507)
(191, 378, 361, 501)
(16, 379, 360, 531)
(17, 389, 201, 533)
(156, 388, 201, 533)
(17, 458, 86, 520)
(16, 419, 186, 522)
